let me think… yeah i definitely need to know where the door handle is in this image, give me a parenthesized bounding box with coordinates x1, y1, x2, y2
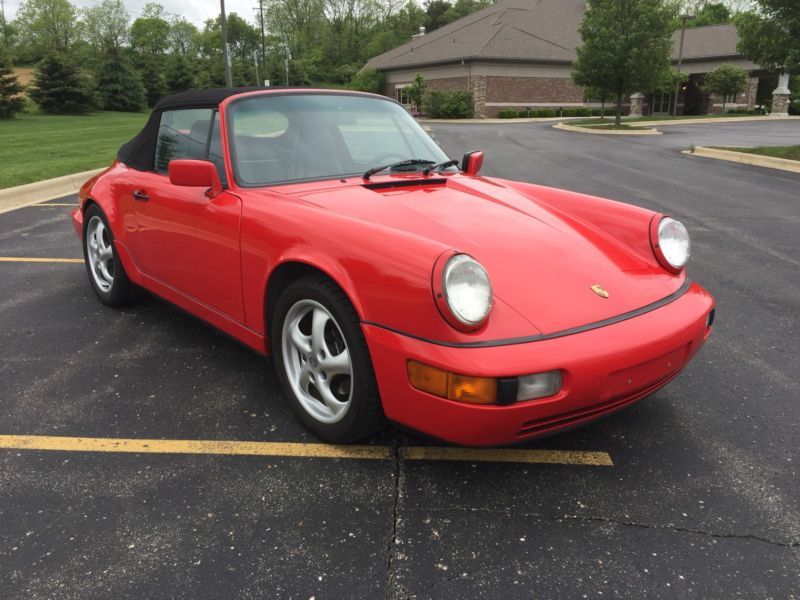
(133, 190, 149, 202)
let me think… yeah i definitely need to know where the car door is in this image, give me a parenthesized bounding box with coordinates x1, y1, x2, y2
(132, 108, 245, 322)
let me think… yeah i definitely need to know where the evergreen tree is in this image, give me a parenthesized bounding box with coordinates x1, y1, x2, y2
(95, 47, 145, 111)
(29, 54, 94, 114)
(572, 0, 675, 125)
(165, 53, 195, 94)
(0, 53, 26, 119)
(139, 57, 168, 106)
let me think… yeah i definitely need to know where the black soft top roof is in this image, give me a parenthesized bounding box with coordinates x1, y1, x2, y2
(118, 87, 271, 171)
(153, 87, 268, 111)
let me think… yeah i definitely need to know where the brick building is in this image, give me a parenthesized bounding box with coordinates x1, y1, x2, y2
(364, 0, 765, 118)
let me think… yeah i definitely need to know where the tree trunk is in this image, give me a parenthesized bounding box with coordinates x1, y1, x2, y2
(615, 94, 623, 127)
(601, 98, 606, 120)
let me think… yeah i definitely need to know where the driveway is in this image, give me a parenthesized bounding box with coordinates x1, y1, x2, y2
(1, 120, 798, 599)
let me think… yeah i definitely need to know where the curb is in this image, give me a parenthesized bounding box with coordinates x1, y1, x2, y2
(682, 147, 800, 174)
(642, 115, 800, 128)
(0, 168, 104, 215)
(553, 122, 662, 136)
(418, 117, 570, 124)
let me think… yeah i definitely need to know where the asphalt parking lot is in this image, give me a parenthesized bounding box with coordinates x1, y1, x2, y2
(1, 120, 799, 599)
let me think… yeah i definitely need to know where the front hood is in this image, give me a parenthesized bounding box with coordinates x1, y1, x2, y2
(295, 175, 679, 335)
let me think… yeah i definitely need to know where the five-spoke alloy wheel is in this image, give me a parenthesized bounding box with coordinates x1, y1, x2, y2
(82, 205, 138, 307)
(273, 275, 385, 442)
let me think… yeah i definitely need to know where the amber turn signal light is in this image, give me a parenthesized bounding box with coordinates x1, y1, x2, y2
(407, 361, 497, 404)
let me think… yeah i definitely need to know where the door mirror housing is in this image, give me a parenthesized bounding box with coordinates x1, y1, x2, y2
(461, 151, 484, 176)
(168, 159, 223, 198)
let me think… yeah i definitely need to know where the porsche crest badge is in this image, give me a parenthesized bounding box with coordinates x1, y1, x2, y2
(591, 284, 610, 299)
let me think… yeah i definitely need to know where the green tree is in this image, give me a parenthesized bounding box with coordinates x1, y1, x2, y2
(425, 0, 452, 32)
(736, 0, 800, 78)
(82, 0, 129, 53)
(29, 54, 94, 114)
(139, 57, 168, 106)
(688, 3, 732, 27)
(572, 0, 676, 126)
(169, 16, 198, 55)
(703, 63, 748, 111)
(15, 0, 79, 58)
(0, 52, 25, 118)
(95, 47, 145, 112)
(404, 73, 426, 111)
(130, 3, 171, 57)
(349, 68, 384, 93)
(165, 53, 195, 94)
(441, 0, 492, 25)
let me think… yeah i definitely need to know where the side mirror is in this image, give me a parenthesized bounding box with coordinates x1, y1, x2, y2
(168, 159, 223, 198)
(461, 151, 484, 176)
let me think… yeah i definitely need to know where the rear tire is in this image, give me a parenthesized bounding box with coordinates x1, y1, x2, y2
(82, 205, 138, 307)
(272, 275, 386, 443)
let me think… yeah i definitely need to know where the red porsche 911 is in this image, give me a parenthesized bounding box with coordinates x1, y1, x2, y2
(73, 88, 714, 446)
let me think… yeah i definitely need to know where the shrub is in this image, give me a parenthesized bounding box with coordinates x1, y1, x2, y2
(537, 109, 555, 118)
(575, 107, 592, 117)
(423, 89, 473, 118)
(0, 54, 25, 119)
(562, 108, 578, 117)
(498, 109, 516, 118)
(29, 54, 94, 115)
(789, 102, 800, 116)
(348, 68, 384, 94)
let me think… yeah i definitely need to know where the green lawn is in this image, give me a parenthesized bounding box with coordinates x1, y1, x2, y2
(0, 110, 149, 189)
(712, 145, 800, 162)
(572, 113, 762, 126)
(573, 123, 638, 130)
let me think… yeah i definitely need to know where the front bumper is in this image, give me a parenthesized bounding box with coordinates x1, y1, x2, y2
(363, 281, 714, 446)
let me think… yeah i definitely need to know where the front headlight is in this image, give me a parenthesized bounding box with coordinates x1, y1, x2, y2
(441, 254, 493, 328)
(653, 216, 691, 272)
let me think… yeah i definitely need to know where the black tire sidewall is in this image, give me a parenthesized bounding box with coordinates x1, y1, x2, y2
(272, 277, 383, 443)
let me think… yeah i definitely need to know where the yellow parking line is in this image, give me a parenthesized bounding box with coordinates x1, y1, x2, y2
(0, 435, 391, 460)
(401, 446, 613, 466)
(0, 434, 612, 466)
(0, 257, 83, 263)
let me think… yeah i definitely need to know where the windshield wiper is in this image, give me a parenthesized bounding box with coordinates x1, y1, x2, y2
(362, 159, 435, 180)
(422, 159, 459, 175)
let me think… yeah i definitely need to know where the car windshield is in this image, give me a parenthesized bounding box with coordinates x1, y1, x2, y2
(226, 93, 451, 187)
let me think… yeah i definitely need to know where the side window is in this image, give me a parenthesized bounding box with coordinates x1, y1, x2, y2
(154, 108, 214, 173)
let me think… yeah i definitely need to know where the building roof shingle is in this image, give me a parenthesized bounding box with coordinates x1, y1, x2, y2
(366, 0, 744, 71)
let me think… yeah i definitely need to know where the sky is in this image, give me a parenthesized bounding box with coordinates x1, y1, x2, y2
(1, 0, 260, 27)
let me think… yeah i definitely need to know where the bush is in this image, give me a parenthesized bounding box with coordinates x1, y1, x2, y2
(575, 107, 592, 117)
(561, 108, 578, 117)
(537, 109, 555, 118)
(789, 102, 800, 116)
(0, 54, 25, 119)
(348, 68, 384, 94)
(591, 108, 606, 116)
(29, 54, 94, 115)
(498, 109, 516, 118)
(423, 90, 473, 118)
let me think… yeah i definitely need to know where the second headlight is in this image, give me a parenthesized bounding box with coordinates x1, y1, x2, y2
(442, 254, 493, 328)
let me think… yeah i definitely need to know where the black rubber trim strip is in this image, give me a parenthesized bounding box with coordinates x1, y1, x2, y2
(362, 278, 693, 349)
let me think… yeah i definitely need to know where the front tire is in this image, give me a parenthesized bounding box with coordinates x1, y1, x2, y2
(82, 205, 138, 307)
(272, 275, 385, 443)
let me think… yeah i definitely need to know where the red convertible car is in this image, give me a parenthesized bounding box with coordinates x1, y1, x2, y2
(73, 88, 714, 446)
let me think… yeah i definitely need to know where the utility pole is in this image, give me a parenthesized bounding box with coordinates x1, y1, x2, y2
(220, 0, 233, 87)
(258, 0, 267, 85)
(253, 51, 259, 87)
(673, 13, 695, 116)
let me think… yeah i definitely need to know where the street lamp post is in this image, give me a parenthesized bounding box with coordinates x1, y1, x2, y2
(673, 13, 695, 117)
